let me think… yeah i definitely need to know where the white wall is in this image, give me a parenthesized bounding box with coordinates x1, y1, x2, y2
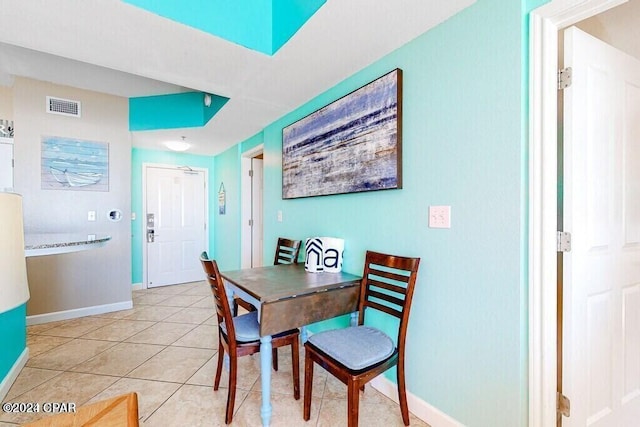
(0, 85, 13, 117)
(12, 77, 132, 316)
(576, 0, 640, 61)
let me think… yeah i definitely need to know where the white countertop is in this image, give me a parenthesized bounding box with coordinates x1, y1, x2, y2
(25, 233, 111, 257)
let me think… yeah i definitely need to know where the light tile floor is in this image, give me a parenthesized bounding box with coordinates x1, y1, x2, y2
(1, 281, 429, 426)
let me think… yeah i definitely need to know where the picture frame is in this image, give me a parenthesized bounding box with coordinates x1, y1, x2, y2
(282, 68, 402, 199)
(41, 136, 109, 192)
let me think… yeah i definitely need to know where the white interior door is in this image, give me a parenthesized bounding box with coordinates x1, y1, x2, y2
(251, 157, 264, 267)
(563, 26, 640, 427)
(146, 166, 207, 288)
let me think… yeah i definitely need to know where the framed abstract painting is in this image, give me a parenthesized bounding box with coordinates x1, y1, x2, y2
(282, 68, 402, 199)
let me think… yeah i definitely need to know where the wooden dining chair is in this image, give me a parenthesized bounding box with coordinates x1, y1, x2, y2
(303, 250, 421, 427)
(199, 253, 300, 424)
(274, 237, 302, 265)
(200, 251, 255, 317)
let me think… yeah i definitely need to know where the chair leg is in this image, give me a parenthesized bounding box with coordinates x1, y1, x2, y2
(214, 346, 224, 390)
(347, 379, 360, 427)
(397, 362, 410, 426)
(272, 347, 279, 371)
(303, 352, 314, 421)
(225, 354, 238, 424)
(232, 300, 239, 317)
(291, 339, 300, 400)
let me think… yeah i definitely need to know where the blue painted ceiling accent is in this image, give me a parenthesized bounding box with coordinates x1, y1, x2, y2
(122, 0, 327, 55)
(129, 92, 229, 131)
(124, 1, 324, 130)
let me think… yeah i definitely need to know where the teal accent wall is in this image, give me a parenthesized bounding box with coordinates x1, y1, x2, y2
(123, 0, 325, 55)
(0, 304, 27, 384)
(212, 144, 243, 271)
(211, 131, 263, 271)
(129, 92, 229, 131)
(213, 0, 531, 425)
(131, 148, 215, 284)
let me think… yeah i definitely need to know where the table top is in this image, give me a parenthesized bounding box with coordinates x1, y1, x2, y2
(24, 233, 111, 257)
(221, 263, 361, 303)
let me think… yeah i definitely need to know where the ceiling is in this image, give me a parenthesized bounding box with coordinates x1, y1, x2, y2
(0, 0, 475, 156)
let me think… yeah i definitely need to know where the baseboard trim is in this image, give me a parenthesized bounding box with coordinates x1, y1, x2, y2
(26, 300, 133, 326)
(0, 347, 29, 402)
(370, 375, 465, 427)
(132, 282, 144, 291)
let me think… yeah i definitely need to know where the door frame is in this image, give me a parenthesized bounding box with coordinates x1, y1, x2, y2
(528, 0, 627, 425)
(141, 162, 209, 289)
(241, 144, 264, 269)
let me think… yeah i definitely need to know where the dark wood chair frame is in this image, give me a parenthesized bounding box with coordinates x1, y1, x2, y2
(303, 250, 421, 427)
(199, 253, 300, 424)
(274, 237, 302, 265)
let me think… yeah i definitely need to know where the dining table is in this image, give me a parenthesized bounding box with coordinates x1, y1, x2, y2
(221, 262, 361, 427)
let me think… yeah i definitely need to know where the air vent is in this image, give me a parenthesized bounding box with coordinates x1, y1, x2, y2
(46, 96, 81, 117)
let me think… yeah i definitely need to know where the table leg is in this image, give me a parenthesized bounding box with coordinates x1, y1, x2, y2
(259, 335, 273, 427)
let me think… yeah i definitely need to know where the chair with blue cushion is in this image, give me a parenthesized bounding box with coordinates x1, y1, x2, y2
(303, 250, 421, 427)
(199, 253, 300, 424)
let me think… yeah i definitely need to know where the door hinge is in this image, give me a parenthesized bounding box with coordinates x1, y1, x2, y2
(557, 231, 572, 252)
(557, 392, 571, 418)
(249, 169, 253, 177)
(558, 67, 572, 90)
(248, 219, 253, 227)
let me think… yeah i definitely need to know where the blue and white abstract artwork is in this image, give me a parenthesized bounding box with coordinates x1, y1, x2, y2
(41, 136, 109, 192)
(282, 68, 402, 199)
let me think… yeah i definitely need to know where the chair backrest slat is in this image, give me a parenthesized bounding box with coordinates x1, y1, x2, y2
(199, 252, 236, 345)
(358, 251, 421, 352)
(366, 289, 405, 312)
(274, 237, 302, 265)
(367, 267, 411, 285)
(364, 299, 403, 318)
(366, 278, 407, 296)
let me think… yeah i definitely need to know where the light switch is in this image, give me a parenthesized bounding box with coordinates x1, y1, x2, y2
(277, 210, 283, 222)
(88, 210, 96, 221)
(429, 206, 451, 228)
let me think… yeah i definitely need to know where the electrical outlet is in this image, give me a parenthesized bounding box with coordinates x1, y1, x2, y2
(429, 206, 451, 228)
(88, 210, 96, 221)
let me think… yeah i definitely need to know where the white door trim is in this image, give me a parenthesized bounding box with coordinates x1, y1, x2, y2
(241, 144, 264, 269)
(141, 162, 209, 289)
(528, 1, 628, 425)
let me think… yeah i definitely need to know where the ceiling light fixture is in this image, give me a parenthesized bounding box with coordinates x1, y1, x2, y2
(165, 136, 190, 152)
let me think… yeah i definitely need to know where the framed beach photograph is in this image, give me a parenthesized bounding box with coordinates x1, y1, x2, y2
(282, 68, 402, 199)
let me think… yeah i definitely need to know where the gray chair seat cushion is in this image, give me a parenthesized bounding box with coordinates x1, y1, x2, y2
(308, 325, 395, 370)
(221, 311, 260, 342)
